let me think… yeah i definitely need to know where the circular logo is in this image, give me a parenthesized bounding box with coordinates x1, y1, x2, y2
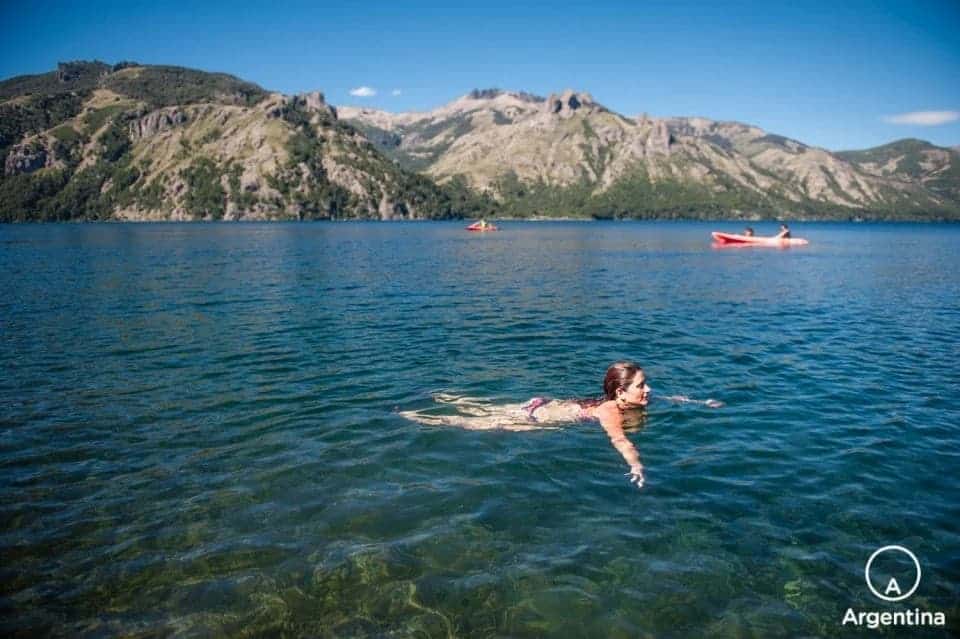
(865, 545, 921, 602)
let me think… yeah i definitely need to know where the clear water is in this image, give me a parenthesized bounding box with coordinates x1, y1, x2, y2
(1, 221, 958, 637)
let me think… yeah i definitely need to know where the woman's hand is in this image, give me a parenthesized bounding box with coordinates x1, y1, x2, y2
(626, 464, 645, 489)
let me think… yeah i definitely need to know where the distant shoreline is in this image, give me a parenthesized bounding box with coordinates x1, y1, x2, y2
(4, 217, 959, 225)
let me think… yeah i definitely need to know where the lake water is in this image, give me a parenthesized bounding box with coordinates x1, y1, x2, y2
(1, 221, 958, 637)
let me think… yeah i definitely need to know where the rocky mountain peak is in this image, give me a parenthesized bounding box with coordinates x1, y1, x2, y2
(293, 91, 337, 119)
(542, 89, 598, 118)
(467, 88, 544, 103)
(55, 60, 111, 84)
(261, 90, 338, 123)
(468, 88, 504, 100)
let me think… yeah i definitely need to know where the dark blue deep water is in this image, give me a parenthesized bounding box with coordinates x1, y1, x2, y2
(2, 221, 958, 637)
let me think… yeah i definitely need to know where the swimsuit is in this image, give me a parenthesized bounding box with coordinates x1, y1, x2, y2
(523, 398, 594, 423)
(524, 397, 548, 420)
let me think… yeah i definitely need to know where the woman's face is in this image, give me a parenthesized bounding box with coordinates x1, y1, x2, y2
(619, 371, 650, 407)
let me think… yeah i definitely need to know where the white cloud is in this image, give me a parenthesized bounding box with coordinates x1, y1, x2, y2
(882, 110, 960, 126)
(391, 89, 402, 96)
(349, 86, 377, 97)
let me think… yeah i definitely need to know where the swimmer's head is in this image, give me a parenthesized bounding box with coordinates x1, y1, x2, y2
(603, 361, 650, 407)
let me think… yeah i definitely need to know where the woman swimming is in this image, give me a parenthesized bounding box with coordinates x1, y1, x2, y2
(400, 361, 722, 489)
(591, 361, 653, 488)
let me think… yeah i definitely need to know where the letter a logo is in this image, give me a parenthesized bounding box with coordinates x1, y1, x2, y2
(884, 578, 902, 596)
(865, 546, 922, 602)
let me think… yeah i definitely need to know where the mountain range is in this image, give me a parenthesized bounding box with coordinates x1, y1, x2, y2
(2, 61, 958, 222)
(341, 89, 960, 220)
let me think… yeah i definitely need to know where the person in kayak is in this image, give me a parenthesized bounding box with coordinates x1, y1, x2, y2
(776, 223, 791, 238)
(743, 227, 755, 236)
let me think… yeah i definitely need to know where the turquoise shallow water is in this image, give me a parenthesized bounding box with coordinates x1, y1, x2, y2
(1, 221, 958, 637)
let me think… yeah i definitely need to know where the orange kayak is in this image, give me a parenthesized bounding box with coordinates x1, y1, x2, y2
(467, 223, 498, 231)
(711, 231, 808, 247)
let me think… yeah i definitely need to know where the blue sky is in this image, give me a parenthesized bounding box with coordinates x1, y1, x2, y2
(2, 0, 958, 150)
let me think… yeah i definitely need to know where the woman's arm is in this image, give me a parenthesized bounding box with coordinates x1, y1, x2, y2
(595, 403, 644, 488)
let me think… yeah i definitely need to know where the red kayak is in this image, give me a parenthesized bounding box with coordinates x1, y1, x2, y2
(711, 231, 808, 247)
(466, 222, 498, 232)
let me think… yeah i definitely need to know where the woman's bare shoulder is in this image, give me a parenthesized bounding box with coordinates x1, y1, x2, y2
(591, 401, 619, 419)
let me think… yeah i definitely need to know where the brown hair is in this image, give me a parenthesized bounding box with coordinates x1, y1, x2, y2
(602, 361, 644, 400)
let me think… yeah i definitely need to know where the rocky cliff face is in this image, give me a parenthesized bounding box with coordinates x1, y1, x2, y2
(543, 90, 602, 118)
(4, 140, 51, 176)
(341, 89, 960, 218)
(128, 107, 189, 141)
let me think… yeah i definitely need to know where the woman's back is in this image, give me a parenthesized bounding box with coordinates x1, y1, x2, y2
(525, 398, 595, 423)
